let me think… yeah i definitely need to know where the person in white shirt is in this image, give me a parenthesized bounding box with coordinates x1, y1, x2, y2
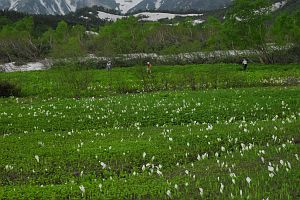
(242, 58, 248, 71)
(106, 60, 112, 70)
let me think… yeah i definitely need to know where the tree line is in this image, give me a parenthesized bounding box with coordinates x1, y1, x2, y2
(0, 0, 299, 64)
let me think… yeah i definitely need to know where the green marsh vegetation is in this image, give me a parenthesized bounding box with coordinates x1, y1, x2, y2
(0, 63, 300, 199)
(1, 0, 300, 199)
(1, 63, 299, 97)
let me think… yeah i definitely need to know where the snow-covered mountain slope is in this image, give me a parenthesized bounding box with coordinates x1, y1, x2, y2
(115, 0, 144, 13)
(0, 0, 290, 15)
(0, 0, 232, 15)
(129, 0, 232, 13)
(80, 1, 288, 23)
(0, 0, 116, 15)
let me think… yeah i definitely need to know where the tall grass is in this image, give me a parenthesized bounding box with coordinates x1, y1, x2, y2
(0, 63, 299, 97)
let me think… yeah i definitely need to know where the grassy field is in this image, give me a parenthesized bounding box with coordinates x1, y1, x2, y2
(1, 63, 300, 97)
(0, 63, 300, 199)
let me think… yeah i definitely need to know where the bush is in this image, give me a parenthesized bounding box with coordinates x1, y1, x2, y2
(272, 45, 300, 64)
(0, 81, 21, 97)
(54, 63, 94, 98)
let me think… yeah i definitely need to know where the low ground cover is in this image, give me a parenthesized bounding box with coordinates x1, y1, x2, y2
(0, 64, 299, 199)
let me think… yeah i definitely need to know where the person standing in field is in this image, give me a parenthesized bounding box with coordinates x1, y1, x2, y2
(146, 61, 152, 74)
(106, 60, 112, 70)
(242, 58, 248, 71)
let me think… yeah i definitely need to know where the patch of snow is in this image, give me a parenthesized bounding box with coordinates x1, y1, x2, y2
(134, 12, 203, 21)
(85, 31, 99, 36)
(235, 17, 242, 22)
(183, 14, 204, 17)
(9, 0, 19, 10)
(65, 0, 77, 12)
(0, 60, 52, 72)
(115, 0, 144, 14)
(155, 0, 163, 10)
(192, 19, 205, 25)
(97, 11, 125, 21)
(50, 2, 58, 14)
(134, 12, 176, 21)
(80, 16, 90, 20)
(271, 1, 287, 11)
(40, 0, 47, 11)
(96, 11, 203, 22)
(54, 0, 66, 15)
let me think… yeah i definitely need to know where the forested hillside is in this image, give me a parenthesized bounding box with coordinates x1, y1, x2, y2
(0, 0, 299, 64)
